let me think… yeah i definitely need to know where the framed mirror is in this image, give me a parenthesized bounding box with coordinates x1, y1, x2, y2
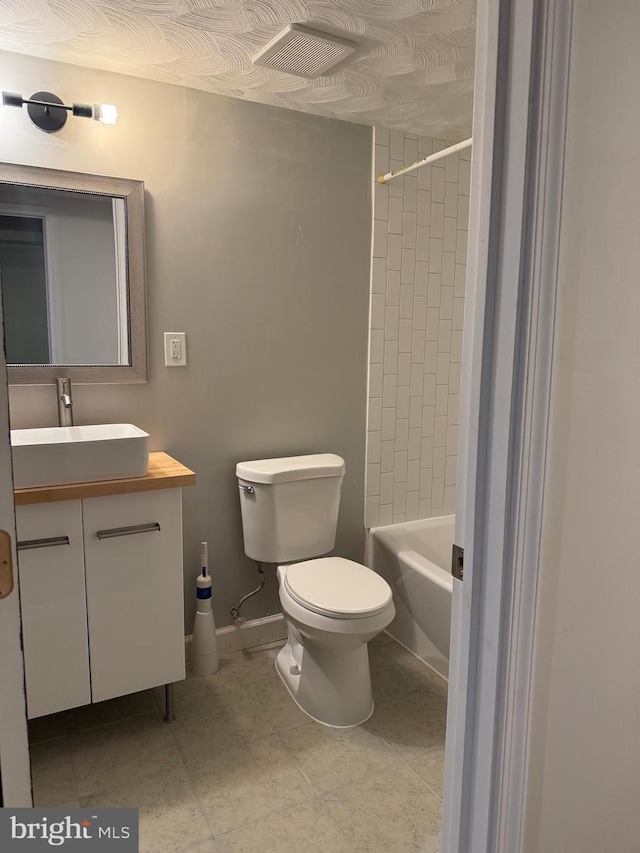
(0, 163, 148, 384)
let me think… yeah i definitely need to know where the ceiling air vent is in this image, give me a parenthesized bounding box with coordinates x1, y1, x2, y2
(253, 24, 357, 79)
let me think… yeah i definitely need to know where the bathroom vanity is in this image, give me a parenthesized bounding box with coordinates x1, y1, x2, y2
(14, 452, 195, 719)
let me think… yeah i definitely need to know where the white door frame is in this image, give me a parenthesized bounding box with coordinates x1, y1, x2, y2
(0, 295, 31, 805)
(111, 197, 129, 365)
(442, 0, 572, 853)
(444, 0, 572, 851)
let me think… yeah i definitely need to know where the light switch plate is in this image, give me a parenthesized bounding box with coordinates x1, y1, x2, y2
(164, 332, 187, 367)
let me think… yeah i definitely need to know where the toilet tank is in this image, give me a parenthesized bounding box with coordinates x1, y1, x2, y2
(236, 454, 346, 563)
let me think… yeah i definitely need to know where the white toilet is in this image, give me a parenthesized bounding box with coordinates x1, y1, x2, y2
(236, 453, 395, 728)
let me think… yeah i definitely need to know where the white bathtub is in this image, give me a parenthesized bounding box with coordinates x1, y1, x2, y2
(368, 515, 454, 680)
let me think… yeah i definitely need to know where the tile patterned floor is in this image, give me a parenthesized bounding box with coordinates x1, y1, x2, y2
(29, 634, 447, 853)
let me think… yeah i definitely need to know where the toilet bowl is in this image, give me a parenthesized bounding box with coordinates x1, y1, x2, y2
(276, 558, 395, 727)
(236, 453, 395, 728)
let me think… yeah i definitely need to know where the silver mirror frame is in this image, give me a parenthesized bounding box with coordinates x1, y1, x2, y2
(0, 162, 148, 385)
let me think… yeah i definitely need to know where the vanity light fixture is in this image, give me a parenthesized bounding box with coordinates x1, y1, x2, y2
(1, 90, 118, 133)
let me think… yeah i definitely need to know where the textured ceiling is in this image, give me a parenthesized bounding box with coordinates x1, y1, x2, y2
(0, 0, 476, 139)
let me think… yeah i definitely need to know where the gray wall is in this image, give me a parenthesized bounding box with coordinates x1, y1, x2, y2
(0, 51, 373, 629)
(524, 2, 640, 851)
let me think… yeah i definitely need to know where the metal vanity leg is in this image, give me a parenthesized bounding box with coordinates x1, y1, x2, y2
(164, 683, 175, 722)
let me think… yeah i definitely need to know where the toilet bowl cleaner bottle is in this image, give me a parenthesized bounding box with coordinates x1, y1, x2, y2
(191, 542, 219, 675)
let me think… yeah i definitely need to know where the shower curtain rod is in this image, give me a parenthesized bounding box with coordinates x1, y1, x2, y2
(377, 136, 473, 183)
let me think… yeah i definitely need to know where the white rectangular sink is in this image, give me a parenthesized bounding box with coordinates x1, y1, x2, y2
(11, 424, 150, 489)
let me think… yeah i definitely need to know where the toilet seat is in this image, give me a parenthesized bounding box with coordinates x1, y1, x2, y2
(283, 557, 392, 619)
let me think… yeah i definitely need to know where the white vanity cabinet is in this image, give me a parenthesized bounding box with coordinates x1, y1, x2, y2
(15, 452, 195, 719)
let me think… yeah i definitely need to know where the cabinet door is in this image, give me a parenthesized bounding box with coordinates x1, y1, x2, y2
(82, 490, 185, 702)
(16, 501, 91, 718)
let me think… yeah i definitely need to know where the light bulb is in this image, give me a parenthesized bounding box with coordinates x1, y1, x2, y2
(2, 91, 24, 107)
(93, 103, 118, 125)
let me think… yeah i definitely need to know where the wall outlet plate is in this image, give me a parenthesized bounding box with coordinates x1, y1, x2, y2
(164, 332, 187, 367)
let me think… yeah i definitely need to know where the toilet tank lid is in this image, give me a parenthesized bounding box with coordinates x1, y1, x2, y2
(236, 453, 345, 484)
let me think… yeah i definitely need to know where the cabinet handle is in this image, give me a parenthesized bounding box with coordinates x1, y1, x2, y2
(17, 536, 70, 551)
(97, 522, 161, 541)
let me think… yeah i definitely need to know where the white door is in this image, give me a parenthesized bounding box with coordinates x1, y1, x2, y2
(442, 0, 573, 851)
(16, 500, 91, 719)
(0, 287, 32, 805)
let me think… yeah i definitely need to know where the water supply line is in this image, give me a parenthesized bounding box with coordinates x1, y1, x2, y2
(230, 562, 265, 624)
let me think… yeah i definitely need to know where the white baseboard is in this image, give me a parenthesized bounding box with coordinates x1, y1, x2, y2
(185, 613, 287, 661)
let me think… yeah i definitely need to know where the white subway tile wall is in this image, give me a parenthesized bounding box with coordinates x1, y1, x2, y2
(366, 129, 469, 527)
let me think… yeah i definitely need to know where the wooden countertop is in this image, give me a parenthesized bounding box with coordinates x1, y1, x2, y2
(14, 451, 196, 506)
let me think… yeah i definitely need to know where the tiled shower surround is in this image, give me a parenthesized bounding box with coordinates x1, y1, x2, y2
(366, 129, 469, 527)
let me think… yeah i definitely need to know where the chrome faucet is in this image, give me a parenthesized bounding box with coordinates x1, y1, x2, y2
(56, 378, 74, 427)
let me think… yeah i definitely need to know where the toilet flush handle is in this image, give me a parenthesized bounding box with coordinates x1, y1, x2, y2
(238, 483, 254, 495)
